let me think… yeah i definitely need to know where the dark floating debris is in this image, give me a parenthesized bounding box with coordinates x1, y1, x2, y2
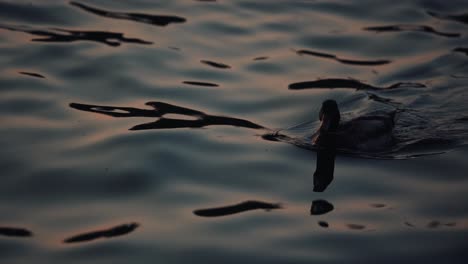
(70, 1, 186, 27)
(404, 221, 415, 228)
(200, 60, 231, 69)
(445, 222, 456, 227)
(363, 25, 460, 38)
(370, 203, 386, 208)
(318, 221, 329, 228)
(63, 222, 139, 243)
(0, 24, 152, 47)
(295, 49, 391, 66)
(347, 224, 366, 230)
(193, 200, 282, 217)
(182, 81, 220, 87)
(69, 101, 264, 131)
(288, 78, 426, 91)
(0, 227, 33, 237)
(453, 47, 468, 56)
(310, 200, 334, 215)
(427, 11, 468, 25)
(18, 71, 45, 78)
(253, 56, 269, 61)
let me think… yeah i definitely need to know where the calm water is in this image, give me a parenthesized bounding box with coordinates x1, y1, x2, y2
(1, 0, 468, 263)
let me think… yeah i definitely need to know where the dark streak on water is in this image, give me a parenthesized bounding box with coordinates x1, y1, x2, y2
(70, 1, 186, 27)
(318, 221, 329, 228)
(253, 56, 268, 61)
(0, 227, 33, 237)
(295, 49, 391, 66)
(427, 220, 441, 229)
(288, 78, 426, 91)
(63, 223, 139, 243)
(18, 71, 45, 78)
(453, 47, 468, 56)
(363, 25, 461, 38)
(200, 60, 231, 69)
(182, 81, 220, 87)
(69, 101, 264, 130)
(193, 200, 282, 217)
(427, 11, 468, 24)
(347, 224, 366, 230)
(426, 220, 457, 229)
(0, 24, 152, 46)
(451, 74, 468, 79)
(366, 93, 401, 107)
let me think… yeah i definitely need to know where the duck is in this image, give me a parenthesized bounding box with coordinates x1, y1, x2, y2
(312, 99, 396, 152)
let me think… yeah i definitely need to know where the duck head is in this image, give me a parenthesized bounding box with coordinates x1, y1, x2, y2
(319, 99, 340, 133)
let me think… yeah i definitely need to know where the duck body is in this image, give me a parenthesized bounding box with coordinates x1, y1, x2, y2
(313, 100, 396, 152)
(334, 113, 395, 152)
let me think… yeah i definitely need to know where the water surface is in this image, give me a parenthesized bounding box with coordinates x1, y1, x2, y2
(1, 0, 468, 263)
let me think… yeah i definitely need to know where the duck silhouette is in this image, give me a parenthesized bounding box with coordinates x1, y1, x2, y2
(312, 99, 396, 152)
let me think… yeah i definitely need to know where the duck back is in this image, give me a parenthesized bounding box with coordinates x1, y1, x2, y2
(335, 112, 396, 152)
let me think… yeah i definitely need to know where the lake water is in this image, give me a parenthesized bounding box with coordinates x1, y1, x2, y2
(1, 0, 468, 263)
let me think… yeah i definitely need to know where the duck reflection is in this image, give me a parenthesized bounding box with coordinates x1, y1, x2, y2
(310, 199, 334, 215)
(313, 148, 336, 192)
(312, 100, 338, 192)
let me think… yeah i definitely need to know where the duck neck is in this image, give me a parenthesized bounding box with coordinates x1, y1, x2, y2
(316, 114, 339, 148)
(320, 114, 339, 134)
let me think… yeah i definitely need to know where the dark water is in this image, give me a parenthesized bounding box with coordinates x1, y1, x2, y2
(1, 0, 468, 263)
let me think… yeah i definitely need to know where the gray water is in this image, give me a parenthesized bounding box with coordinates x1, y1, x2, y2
(1, 0, 468, 263)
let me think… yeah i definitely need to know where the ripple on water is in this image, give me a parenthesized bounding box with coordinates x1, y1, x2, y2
(0, 24, 153, 47)
(0, 1, 77, 25)
(69, 1, 186, 27)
